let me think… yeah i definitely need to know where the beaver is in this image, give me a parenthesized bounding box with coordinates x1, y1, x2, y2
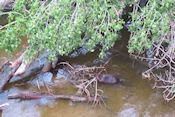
(97, 74, 122, 84)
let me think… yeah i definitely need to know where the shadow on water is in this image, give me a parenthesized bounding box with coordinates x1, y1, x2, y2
(1, 11, 175, 117)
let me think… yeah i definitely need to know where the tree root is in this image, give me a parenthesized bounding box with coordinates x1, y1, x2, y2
(131, 20, 175, 101)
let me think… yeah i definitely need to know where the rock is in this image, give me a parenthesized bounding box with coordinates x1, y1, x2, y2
(56, 69, 68, 80)
(70, 45, 89, 58)
(30, 72, 53, 86)
(40, 72, 53, 84)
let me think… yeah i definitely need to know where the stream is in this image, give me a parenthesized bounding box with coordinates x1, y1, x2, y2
(1, 16, 175, 117)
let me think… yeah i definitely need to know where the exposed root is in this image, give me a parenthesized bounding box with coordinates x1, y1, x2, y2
(131, 20, 175, 101)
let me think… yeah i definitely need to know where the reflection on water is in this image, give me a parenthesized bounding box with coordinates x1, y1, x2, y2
(2, 101, 40, 117)
(1, 25, 175, 117)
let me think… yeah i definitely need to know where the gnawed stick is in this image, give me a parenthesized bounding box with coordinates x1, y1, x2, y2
(8, 92, 106, 102)
(0, 103, 9, 110)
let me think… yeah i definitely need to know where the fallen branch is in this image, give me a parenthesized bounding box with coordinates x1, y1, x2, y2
(8, 92, 106, 102)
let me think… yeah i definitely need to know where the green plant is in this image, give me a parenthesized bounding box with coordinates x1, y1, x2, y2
(0, 0, 127, 62)
(128, 0, 174, 54)
(128, 0, 175, 101)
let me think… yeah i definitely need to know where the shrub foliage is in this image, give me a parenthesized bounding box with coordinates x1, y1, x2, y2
(0, 0, 129, 62)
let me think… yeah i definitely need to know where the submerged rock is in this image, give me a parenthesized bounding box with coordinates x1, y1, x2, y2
(29, 72, 53, 86)
(40, 72, 53, 84)
(118, 107, 139, 117)
(56, 69, 69, 80)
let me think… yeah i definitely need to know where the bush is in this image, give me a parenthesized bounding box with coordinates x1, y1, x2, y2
(128, 0, 174, 54)
(0, 0, 128, 62)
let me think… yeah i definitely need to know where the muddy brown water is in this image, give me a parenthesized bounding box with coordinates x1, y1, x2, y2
(1, 18, 175, 117)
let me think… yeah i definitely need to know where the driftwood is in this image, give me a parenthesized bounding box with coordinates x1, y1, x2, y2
(8, 92, 105, 102)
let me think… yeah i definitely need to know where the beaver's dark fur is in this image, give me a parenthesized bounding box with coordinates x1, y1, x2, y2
(97, 74, 121, 84)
